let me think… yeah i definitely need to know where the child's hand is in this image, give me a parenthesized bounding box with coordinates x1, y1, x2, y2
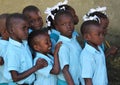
(107, 46, 118, 55)
(0, 57, 4, 65)
(54, 42, 62, 56)
(35, 58, 48, 69)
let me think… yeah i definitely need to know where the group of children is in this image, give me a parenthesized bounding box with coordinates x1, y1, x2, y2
(0, 0, 118, 85)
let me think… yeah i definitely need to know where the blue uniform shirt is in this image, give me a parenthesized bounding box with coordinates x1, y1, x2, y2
(80, 43, 108, 85)
(4, 38, 35, 84)
(34, 52, 57, 85)
(57, 35, 82, 85)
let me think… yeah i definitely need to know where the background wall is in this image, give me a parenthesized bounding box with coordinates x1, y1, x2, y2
(0, 0, 120, 84)
(0, 0, 120, 43)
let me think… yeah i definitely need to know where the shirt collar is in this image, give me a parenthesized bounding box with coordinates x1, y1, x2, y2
(51, 29, 60, 35)
(36, 52, 52, 60)
(85, 43, 102, 54)
(59, 35, 72, 42)
(9, 38, 23, 47)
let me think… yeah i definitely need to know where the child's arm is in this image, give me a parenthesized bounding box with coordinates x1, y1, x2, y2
(50, 42, 62, 74)
(10, 58, 47, 82)
(63, 65, 74, 85)
(0, 56, 4, 65)
(84, 78, 93, 85)
(105, 46, 118, 57)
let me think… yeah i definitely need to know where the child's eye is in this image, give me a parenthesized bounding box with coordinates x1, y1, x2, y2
(38, 18, 42, 21)
(23, 26, 28, 30)
(61, 23, 66, 26)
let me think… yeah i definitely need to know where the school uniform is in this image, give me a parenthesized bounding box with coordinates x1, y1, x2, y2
(80, 43, 108, 85)
(0, 39, 17, 85)
(49, 29, 60, 53)
(50, 29, 78, 53)
(4, 38, 35, 85)
(34, 52, 57, 85)
(0, 40, 8, 85)
(57, 35, 82, 85)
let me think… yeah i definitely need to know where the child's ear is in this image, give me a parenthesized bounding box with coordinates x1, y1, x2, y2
(9, 28, 14, 34)
(54, 22, 59, 31)
(84, 34, 91, 41)
(33, 44, 41, 52)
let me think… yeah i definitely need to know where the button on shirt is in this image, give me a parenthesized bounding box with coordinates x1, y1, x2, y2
(34, 52, 57, 85)
(4, 38, 35, 84)
(57, 35, 82, 85)
(80, 43, 108, 85)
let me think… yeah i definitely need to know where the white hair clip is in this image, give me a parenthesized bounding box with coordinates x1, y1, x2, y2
(44, 0, 68, 26)
(83, 15, 100, 22)
(83, 6, 107, 22)
(88, 6, 107, 15)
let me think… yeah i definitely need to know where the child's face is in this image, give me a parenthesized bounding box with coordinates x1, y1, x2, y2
(69, 8, 79, 25)
(85, 25, 104, 46)
(0, 18, 9, 40)
(28, 11, 43, 30)
(33, 34, 52, 54)
(55, 15, 74, 38)
(11, 19, 29, 42)
(100, 18, 109, 35)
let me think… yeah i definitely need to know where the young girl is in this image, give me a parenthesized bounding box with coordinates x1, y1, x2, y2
(4, 13, 47, 85)
(80, 20, 108, 85)
(28, 28, 62, 85)
(44, 0, 79, 53)
(83, 6, 118, 56)
(54, 10, 82, 85)
(23, 5, 43, 33)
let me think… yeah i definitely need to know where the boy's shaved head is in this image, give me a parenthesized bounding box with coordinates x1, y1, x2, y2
(80, 20, 100, 35)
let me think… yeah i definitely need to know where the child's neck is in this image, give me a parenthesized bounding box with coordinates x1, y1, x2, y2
(11, 36, 22, 43)
(62, 34, 72, 39)
(87, 41, 99, 51)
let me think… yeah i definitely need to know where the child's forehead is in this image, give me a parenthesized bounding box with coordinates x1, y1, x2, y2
(35, 34, 49, 41)
(58, 14, 73, 20)
(12, 18, 27, 23)
(89, 25, 102, 32)
(27, 11, 41, 16)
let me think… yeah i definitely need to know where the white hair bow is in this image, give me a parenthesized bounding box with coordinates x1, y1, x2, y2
(88, 6, 107, 15)
(83, 6, 107, 22)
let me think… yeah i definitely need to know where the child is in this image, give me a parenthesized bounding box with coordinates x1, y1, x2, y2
(4, 13, 47, 85)
(54, 10, 82, 85)
(0, 13, 10, 40)
(0, 13, 15, 85)
(83, 6, 118, 56)
(59, 4, 79, 25)
(44, 0, 79, 53)
(22, 5, 43, 33)
(80, 20, 108, 85)
(28, 28, 62, 85)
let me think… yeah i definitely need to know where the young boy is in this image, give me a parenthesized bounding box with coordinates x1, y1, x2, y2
(80, 20, 108, 85)
(0, 13, 9, 40)
(0, 13, 15, 85)
(23, 5, 43, 33)
(4, 13, 47, 85)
